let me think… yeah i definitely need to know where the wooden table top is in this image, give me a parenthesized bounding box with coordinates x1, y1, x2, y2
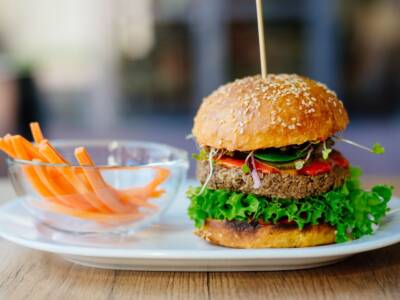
(0, 177, 399, 300)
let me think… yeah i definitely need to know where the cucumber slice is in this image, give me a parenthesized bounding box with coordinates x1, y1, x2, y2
(255, 147, 308, 163)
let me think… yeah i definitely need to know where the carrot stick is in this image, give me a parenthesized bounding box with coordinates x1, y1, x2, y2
(38, 138, 97, 194)
(0, 127, 167, 222)
(74, 147, 134, 213)
(32, 201, 142, 223)
(9, 136, 55, 199)
(38, 140, 75, 189)
(30, 122, 44, 144)
(19, 137, 99, 211)
(17, 136, 74, 205)
(2, 134, 16, 157)
(19, 136, 48, 161)
(119, 167, 170, 201)
(0, 138, 16, 158)
(33, 158, 99, 210)
(38, 142, 110, 213)
(34, 141, 79, 199)
(119, 189, 165, 202)
(147, 167, 170, 190)
(11, 137, 84, 208)
(11, 135, 32, 160)
(39, 140, 69, 164)
(32, 159, 79, 207)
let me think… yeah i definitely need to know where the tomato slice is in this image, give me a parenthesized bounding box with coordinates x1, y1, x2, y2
(217, 157, 279, 174)
(330, 152, 349, 169)
(217, 157, 243, 168)
(298, 160, 332, 176)
(254, 160, 280, 174)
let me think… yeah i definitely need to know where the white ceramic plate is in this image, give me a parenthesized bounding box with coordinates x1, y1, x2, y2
(0, 181, 399, 271)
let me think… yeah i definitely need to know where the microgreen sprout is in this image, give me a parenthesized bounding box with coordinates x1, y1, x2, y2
(192, 149, 208, 161)
(242, 164, 251, 174)
(198, 148, 218, 195)
(295, 148, 313, 170)
(242, 152, 254, 175)
(334, 136, 385, 155)
(295, 160, 305, 170)
(372, 143, 385, 154)
(322, 141, 332, 160)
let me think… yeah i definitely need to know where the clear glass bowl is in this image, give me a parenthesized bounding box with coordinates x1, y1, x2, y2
(7, 140, 188, 235)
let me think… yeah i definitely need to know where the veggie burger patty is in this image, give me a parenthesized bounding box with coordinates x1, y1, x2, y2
(197, 160, 349, 199)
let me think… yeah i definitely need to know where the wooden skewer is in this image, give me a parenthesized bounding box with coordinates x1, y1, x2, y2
(256, 0, 267, 78)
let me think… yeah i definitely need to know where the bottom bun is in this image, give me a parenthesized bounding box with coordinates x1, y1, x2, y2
(195, 219, 336, 248)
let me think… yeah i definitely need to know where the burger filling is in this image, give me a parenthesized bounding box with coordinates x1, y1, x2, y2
(197, 160, 348, 199)
(194, 139, 342, 177)
(189, 140, 392, 243)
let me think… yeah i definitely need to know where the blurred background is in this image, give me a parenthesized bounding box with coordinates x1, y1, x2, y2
(0, 0, 399, 177)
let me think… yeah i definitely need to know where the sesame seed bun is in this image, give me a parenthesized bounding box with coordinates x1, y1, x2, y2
(192, 74, 349, 151)
(196, 219, 336, 248)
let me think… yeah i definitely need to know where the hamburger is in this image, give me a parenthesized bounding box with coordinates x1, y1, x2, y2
(188, 74, 392, 248)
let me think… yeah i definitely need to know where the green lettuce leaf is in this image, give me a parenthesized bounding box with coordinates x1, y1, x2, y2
(187, 167, 393, 243)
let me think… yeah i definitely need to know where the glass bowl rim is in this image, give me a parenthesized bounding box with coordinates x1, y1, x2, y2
(7, 139, 189, 169)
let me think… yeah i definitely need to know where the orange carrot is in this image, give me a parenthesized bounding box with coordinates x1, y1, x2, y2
(20, 136, 48, 161)
(119, 167, 170, 200)
(32, 201, 143, 223)
(3, 134, 17, 157)
(11, 135, 31, 160)
(34, 141, 79, 199)
(38, 140, 94, 195)
(0, 124, 172, 225)
(74, 147, 134, 213)
(23, 166, 55, 198)
(9, 136, 56, 199)
(120, 189, 164, 203)
(34, 159, 98, 210)
(0, 138, 16, 158)
(39, 140, 69, 164)
(30, 122, 44, 144)
(17, 136, 75, 205)
(38, 142, 110, 213)
(32, 159, 79, 207)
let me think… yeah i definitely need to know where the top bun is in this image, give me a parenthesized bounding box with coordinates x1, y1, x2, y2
(192, 74, 349, 151)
